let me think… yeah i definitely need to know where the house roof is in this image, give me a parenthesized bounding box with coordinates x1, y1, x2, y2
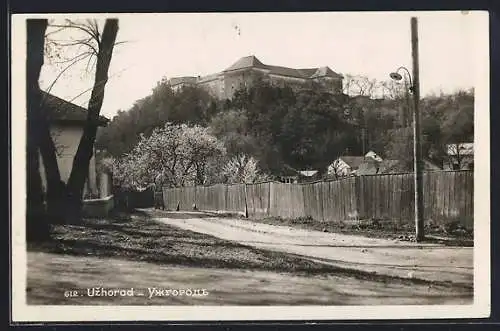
(356, 158, 442, 175)
(299, 170, 318, 177)
(338, 156, 366, 169)
(356, 159, 407, 175)
(40, 91, 109, 126)
(365, 150, 383, 161)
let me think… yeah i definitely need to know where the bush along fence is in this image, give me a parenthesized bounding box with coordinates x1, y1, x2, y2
(162, 170, 474, 229)
(114, 186, 156, 211)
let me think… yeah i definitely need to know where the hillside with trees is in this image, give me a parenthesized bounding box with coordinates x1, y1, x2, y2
(97, 76, 474, 188)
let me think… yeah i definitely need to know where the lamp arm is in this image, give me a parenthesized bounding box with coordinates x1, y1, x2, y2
(396, 66, 413, 87)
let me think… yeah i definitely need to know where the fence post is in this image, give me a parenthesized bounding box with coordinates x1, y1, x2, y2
(354, 176, 360, 221)
(244, 184, 248, 217)
(267, 182, 271, 217)
(194, 185, 197, 211)
(225, 184, 229, 213)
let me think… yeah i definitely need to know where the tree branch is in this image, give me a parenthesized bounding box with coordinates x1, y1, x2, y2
(42, 53, 93, 101)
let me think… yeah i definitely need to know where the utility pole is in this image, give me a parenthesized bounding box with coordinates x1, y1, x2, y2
(411, 17, 424, 241)
(403, 79, 410, 127)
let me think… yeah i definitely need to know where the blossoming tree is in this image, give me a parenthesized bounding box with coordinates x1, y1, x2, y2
(113, 123, 226, 189)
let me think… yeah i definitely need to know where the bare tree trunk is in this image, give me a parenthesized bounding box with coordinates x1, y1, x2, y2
(26, 19, 50, 241)
(38, 103, 66, 223)
(66, 19, 119, 221)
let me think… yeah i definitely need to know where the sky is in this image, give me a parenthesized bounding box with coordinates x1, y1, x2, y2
(36, 11, 487, 119)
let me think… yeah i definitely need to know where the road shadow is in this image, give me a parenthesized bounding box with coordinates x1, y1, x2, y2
(27, 211, 473, 291)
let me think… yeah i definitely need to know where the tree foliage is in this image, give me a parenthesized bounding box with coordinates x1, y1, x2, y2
(99, 74, 474, 186)
(222, 154, 270, 184)
(113, 123, 225, 189)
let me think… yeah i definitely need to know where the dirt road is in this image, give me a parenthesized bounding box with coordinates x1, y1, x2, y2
(150, 211, 473, 286)
(27, 251, 472, 306)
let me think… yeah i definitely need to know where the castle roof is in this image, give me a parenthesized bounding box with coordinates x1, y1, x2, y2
(197, 73, 222, 83)
(266, 65, 308, 79)
(169, 76, 197, 86)
(310, 66, 343, 79)
(224, 55, 266, 72)
(223, 55, 342, 80)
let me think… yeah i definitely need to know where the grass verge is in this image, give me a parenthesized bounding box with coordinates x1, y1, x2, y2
(241, 215, 473, 247)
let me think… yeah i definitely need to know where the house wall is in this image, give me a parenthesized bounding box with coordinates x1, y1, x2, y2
(39, 124, 98, 196)
(98, 172, 113, 198)
(327, 159, 352, 177)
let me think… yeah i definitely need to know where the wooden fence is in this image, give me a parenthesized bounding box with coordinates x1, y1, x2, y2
(162, 170, 474, 228)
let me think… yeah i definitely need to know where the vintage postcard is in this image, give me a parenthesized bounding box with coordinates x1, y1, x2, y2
(11, 11, 490, 322)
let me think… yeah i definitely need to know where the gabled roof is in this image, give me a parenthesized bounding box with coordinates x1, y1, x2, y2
(40, 91, 109, 126)
(224, 55, 267, 72)
(310, 66, 343, 79)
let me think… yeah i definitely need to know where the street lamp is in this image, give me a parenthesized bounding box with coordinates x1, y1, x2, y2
(389, 17, 424, 242)
(389, 67, 413, 127)
(390, 67, 412, 88)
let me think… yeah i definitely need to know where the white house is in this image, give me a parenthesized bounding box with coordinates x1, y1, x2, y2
(327, 151, 382, 177)
(38, 91, 110, 198)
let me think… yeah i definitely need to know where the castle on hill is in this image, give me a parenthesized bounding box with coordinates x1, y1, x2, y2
(168, 55, 344, 99)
